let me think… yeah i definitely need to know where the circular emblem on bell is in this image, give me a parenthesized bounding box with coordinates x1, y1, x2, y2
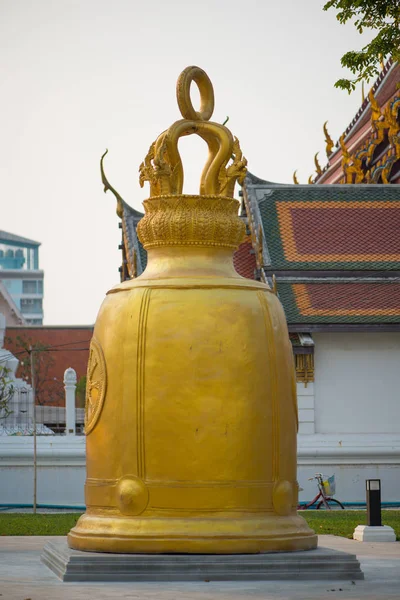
(84, 338, 107, 435)
(117, 476, 149, 516)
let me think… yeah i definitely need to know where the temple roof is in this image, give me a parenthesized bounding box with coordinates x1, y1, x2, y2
(335, 58, 398, 149)
(278, 281, 400, 326)
(232, 238, 257, 280)
(313, 60, 400, 185)
(253, 183, 400, 271)
(242, 175, 400, 329)
(120, 200, 147, 277)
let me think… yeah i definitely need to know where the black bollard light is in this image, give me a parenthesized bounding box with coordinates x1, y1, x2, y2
(366, 479, 381, 527)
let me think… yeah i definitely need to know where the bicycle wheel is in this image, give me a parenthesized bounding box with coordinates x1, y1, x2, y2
(316, 498, 345, 510)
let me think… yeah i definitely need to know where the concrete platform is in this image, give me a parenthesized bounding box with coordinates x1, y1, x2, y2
(1, 535, 400, 599)
(41, 540, 364, 582)
(353, 525, 397, 542)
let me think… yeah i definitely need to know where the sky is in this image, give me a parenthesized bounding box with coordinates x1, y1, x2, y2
(1, 0, 375, 325)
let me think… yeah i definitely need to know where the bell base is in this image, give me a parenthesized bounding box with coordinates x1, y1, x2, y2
(68, 512, 317, 554)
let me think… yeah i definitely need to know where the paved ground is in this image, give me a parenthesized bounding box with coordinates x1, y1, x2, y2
(0, 535, 399, 600)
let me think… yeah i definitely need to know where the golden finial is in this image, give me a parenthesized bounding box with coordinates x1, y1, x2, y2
(308, 175, 314, 184)
(100, 149, 124, 219)
(361, 81, 365, 103)
(314, 152, 322, 176)
(339, 134, 364, 183)
(369, 88, 381, 123)
(323, 121, 334, 157)
(139, 66, 247, 198)
(293, 170, 299, 184)
(339, 134, 349, 160)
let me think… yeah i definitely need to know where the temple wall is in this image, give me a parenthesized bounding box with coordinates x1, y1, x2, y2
(297, 331, 400, 504)
(313, 332, 400, 434)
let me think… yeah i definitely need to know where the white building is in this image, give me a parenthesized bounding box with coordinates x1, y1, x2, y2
(242, 175, 400, 505)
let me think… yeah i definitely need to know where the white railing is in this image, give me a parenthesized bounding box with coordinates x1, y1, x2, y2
(0, 368, 84, 435)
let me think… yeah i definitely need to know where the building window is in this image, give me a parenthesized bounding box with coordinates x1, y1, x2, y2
(26, 318, 43, 325)
(20, 298, 42, 313)
(37, 280, 43, 294)
(22, 280, 37, 294)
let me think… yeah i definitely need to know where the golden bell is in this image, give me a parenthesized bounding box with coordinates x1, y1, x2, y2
(68, 66, 317, 554)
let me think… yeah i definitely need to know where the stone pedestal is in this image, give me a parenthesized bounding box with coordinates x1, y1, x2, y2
(41, 540, 364, 582)
(353, 525, 396, 542)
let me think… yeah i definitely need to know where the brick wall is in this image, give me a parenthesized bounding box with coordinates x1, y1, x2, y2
(5, 326, 93, 406)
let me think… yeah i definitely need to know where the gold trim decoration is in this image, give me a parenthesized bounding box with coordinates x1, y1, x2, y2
(295, 354, 314, 386)
(100, 149, 124, 218)
(137, 194, 245, 250)
(136, 288, 151, 479)
(323, 121, 334, 157)
(85, 338, 107, 435)
(293, 170, 299, 184)
(369, 88, 382, 125)
(340, 135, 364, 183)
(100, 150, 136, 281)
(314, 152, 322, 177)
(385, 99, 400, 159)
(314, 92, 400, 184)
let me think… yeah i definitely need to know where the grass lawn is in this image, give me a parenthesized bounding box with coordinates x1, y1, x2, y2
(0, 513, 82, 536)
(303, 510, 400, 540)
(0, 510, 399, 539)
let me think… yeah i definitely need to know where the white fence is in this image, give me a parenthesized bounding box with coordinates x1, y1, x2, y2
(1, 368, 84, 436)
(1, 377, 400, 507)
(0, 367, 86, 507)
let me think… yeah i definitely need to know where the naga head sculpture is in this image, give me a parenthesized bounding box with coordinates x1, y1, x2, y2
(100, 67, 248, 254)
(138, 66, 247, 199)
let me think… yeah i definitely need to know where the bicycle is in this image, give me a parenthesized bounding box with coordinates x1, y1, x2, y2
(297, 473, 345, 510)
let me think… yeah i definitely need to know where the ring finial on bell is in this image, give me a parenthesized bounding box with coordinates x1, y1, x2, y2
(176, 66, 215, 121)
(138, 66, 247, 198)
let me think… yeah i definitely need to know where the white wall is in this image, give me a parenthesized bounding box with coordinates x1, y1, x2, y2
(0, 437, 85, 507)
(313, 332, 400, 434)
(1, 432, 399, 506)
(296, 332, 400, 504)
(298, 464, 400, 504)
(297, 381, 315, 434)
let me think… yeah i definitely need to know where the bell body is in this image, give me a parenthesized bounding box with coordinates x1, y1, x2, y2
(68, 195, 316, 553)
